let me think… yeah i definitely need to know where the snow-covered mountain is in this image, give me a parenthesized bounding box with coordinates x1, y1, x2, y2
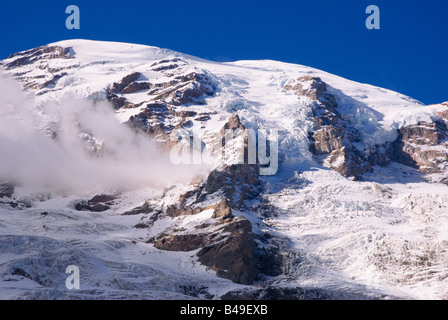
(1, 39, 447, 299)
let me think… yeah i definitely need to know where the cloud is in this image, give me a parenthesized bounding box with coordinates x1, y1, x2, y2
(0, 73, 207, 195)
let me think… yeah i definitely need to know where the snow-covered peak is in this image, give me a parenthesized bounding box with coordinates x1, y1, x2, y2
(50, 39, 181, 63)
(1, 40, 448, 300)
(5, 39, 443, 132)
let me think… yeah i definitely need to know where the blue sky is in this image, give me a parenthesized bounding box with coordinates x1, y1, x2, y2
(1, 0, 447, 104)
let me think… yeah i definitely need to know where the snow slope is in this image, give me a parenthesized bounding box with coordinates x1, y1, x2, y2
(1, 39, 447, 299)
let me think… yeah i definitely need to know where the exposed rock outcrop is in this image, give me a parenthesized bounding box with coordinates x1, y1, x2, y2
(74, 194, 116, 212)
(221, 286, 375, 300)
(284, 76, 327, 101)
(145, 115, 271, 285)
(154, 232, 211, 252)
(0, 182, 15, 198)
(120, 69, 215, 146)
(211, 198, 232, 219)
(143, 107, 275, 285)
(197, 218, 259, 285)
(110, 72, 142, 93)
(220, 114, 244, 137)
(127, 102, 173, 139)
(393, 120, 448, 175)
(146, 72, 214, 106)
(107, 72, 147, 109)
(5, 45, 73, 70)
(122, 200, 155, 216)
(152, 215, 265, 285)
(285, 76, 375, 178)
(286, 77, 448, 182)
(1, 45, 76, 91)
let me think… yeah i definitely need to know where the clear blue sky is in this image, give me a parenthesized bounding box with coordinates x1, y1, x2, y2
(1, 0, 447, 104)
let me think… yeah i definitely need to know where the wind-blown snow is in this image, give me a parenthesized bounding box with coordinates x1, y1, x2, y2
(0, 73, 206, 194)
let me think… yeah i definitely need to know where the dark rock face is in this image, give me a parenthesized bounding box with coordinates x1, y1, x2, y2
(212, 198, 232, 219)
(39, 72, 67, 89)
(284, 76, 327, 101)
(197, 219, 259, 285)
(327, 146, 367, 178)
(171, 74, 214, 106)
(149, 137, 271, 285)
(146, 108, 273, 285)
(205, 164, 261, 206)
(110, 72, 142, 93)
(108, 95, 133, 110)
(173, 110, 197, 118)
(195, 114, 211, 122)
(286, 77, 448, 181)
(5, 45, 73, 70)
(107, 72, 147, 109)
(122, 201, 154, 216)
(151, 216, 265, 285)
(163, 163, 261, 219)
(147, 72, 214, 106)
(74, 201, 109, 212)
(122, 70, 215, 145)
(220, 114, 244, 137)
(74, 194, 116, 212)
(0, 182, 14, 198)
(160, 111, 261, 216)
(89, 194, 116, 203)
(285, 76, 376, 178)
(393, 120, 448, 175)
(400, 122, 444, 145)
(75, 201, 110, 212)
(127, 103, 173, 138)
(221, 286, 374, 300)
(311, 125, 344, 155)
(127, 102, 195, 154)
(150, 58, 184, 72)
(2, 45, 76, 91)
(0, 182, 37, 209)
(164, 188, 205, 218)
(108, 72, 152, 97)
(154, 233, 211, 252)
(121, 81, 151, 94)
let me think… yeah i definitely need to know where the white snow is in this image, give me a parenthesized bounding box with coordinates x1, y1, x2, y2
(1, 39, 448, 299)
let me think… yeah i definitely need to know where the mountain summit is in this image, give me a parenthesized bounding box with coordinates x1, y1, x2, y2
(0, 40, 447, 299)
